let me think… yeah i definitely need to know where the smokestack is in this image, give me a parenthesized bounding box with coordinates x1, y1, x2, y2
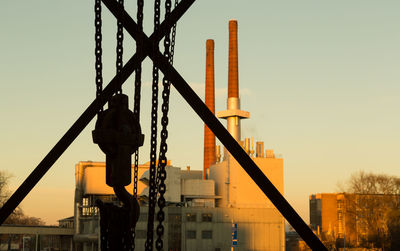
(228, 20, 239, 98)
(203, 39, 216, 179)
(217, 20, 250, 143)
(244, 138, 250, 154)
(215, 145, 221, 163)
(256, 141, 264, 158)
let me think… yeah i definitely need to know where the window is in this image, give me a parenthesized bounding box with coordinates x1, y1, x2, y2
(186, 213, 197, 222)
(186, 230, 196, 239)
(202, 230, 212, 239)
(202, 213, 212, 222)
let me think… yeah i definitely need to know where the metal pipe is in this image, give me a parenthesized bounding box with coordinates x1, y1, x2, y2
(226, 98, 241, 141)
(256, 141, 264, 158)
(216, 145, 221, 163)
(244, 138, 250, 154)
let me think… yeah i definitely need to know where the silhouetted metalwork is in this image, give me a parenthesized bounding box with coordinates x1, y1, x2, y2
(0, 0, 190, 230)
(146, 0, 162, 248)
(0, 0, 327, 250)
(97, 195, 139, 250)
(93, 94, 144, 187)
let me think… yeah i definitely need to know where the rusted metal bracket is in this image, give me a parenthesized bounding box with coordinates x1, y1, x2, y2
(0, 0, 326, 249)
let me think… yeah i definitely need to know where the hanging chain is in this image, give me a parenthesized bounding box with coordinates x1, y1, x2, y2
(169, 0, 179, 64)
(154, 0, 173, 250)
(95, 0, 103, 113)
(133, 0, 144, 198)
(115, 0, 124, 94)
(132, 1, 144, 250)
(145, 0, 161, 250)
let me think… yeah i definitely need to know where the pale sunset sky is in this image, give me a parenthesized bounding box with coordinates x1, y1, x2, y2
(1, 0, 400, 225)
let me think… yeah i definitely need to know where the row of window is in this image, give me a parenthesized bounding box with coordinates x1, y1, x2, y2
(186, 230, 212, 239)
(137, 213, 212, 222)
(134, 230, 213, 240)
(186, 213, 212, 222)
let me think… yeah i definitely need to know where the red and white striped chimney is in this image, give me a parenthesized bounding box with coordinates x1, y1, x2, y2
(203, 39, 216, 179)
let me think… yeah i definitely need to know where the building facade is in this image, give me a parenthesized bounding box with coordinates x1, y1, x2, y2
(310, 193, 399, 248)
(73, 158, 284, 251)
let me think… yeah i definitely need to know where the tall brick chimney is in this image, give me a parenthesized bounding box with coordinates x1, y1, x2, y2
(228, 20, 239, 98)
(217, 20, 250, 142)
(203, 39, 216, 179)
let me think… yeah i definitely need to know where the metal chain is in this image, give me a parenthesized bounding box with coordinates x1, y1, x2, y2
(133, 0, 144, 199)
(169, 0, 179, 64)
(98, 201, 135, 251)
(155, 0, 172, 250)
(115, 0, 124, 94)
(95, 0, 103, 112)
(145, 0, 161, 250)
(132, 1, 144, 250)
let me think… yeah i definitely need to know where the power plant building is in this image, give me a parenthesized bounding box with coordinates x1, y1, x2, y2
(73, 19, 285, 251)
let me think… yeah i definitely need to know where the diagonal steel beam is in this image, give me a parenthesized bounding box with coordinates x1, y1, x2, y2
(102, 0, 327, 250)
(0, 0, 195, 226)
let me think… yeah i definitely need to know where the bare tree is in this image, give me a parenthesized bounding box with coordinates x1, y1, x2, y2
(0, 171, 44, 225)
(340, 171, 400, 250)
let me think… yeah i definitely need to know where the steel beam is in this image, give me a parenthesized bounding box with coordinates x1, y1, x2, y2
(0, 0, 194, 226)
(0, 0, 326, 249)
(102, 1, 327, 250)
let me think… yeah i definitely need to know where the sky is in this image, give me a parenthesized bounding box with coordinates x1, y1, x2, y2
(1, 0, 400, 225)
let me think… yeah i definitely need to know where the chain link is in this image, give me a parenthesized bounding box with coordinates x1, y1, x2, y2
(115, 0, 124, 94)
(132, 1, 144, 250)
(145, 0, 161, 250)
(154, 0, 173, 250)
(133, 0, 144, 200)
(169, 0, 179, 64)
(98, 201, 135, 251)
(96, 0, 179, 249)
(95, 0, 103, 112)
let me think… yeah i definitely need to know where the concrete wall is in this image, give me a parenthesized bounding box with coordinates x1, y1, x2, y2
(234, 156, 284, 208)
(321, 193, 338, 235)
(181, 207, 284, 251)
(208, 161, 228, 207)
(76, 161, 181, 203)
(182, 179, 214, 196)
(209, 155, 284, 208)
(165, 166, 182, 203)
(76, 161, 148, 196)
(75, 161, 284, 250)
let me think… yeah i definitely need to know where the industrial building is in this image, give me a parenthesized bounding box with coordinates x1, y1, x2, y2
(0, 224, 74, 251)
(73, 19, 285, 251)
(309, 193, 399, 248)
